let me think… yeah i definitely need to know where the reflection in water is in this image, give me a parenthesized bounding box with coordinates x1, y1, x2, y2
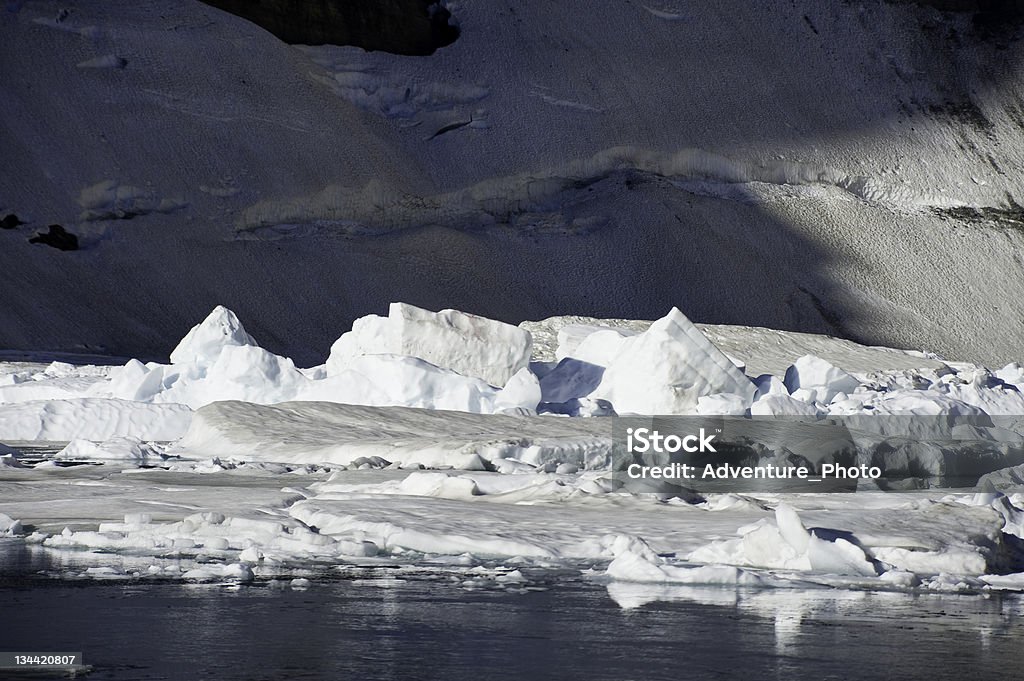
(605, 579, 1024, 676)
(3, 544, 1024, 681)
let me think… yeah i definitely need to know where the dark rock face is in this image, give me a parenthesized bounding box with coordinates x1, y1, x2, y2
(199, 0, 458, 55)
(0, 214, 24, 230)
(29, 225, 79, 251)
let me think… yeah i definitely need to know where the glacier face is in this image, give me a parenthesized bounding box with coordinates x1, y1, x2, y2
(1, 1, 1024, 365)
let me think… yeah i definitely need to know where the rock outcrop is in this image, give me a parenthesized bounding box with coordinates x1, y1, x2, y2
(200, 0, 458, 55)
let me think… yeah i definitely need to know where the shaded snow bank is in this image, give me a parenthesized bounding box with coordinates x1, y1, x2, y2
(0, 398, 191, 441)
(177, 400, 613, 470)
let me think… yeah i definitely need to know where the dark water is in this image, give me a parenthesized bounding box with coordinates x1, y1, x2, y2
(1, 545, 1022, 681)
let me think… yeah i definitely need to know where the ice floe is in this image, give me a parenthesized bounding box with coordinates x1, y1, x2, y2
(591, 308, 756, 414)
(327, 302, 531, 387)
(3, 302, 1024, 600)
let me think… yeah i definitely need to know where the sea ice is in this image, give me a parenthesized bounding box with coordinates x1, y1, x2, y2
(55, 437, 163, 463)
(605, 550, 764, 586)
(327, 302, 531, 387)
(0, 398, 192, 440)
(784, 355, 860, 405)
(169, 306, 258, 366)
(592, 308, 756, 414)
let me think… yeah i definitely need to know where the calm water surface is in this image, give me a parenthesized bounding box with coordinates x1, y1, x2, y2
(1, 543, 1021, 681)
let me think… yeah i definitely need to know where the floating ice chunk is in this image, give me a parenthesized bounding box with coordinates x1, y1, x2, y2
(494, 569, 527, 584)
(689, 505, 918, 577)
(980, 572, 1024, 591)
(994, 363, 1024, 389)
(55, 437, 162, 462)
(0, 362, 113, 404)
(108, 345, 306, 410)
(919, 573, 981, 593)
(978, 464, 1024, 493)
(122, 513, 153, 526)
(183, 562, 254, 583)
(0, 512, 23, 536)
(870, 390, 983, 416)
(959, 487, 1024, 539)
(696, 393, 749, 415)
(102, 307, 310, 410)
(493, 367, 542, 412)
(221, 563, 255, 582)
(605, 551, 679, 582)
(750, 393, 820, 416)
(688, 519, 809, 570)
(559, 327, 636, 366)
(775, 504, 810, 553)
(806, 536, 878, 576)
(104, 359, 169, 402)
(492, 458, 539, 474)
(554, 324, 604, 361)
(842, 390, 986, 441)
(304, 354, 501, 413)
(872, 544, 987, 575)
(0, 453, 25, 468)
(784, 355, 860, 405)
(327, 303, 532, 387)
(604, 581, 747, 610)
(943, 374, 1024, 416)
(752, 374, 788, 397)
(879, 569, 921, 587)
(606, 550, 763, 586)
(292, 500, 556, 559)
(325, 312, 391, 366)
(571, 534, 661, 561)
(169, 306, 257, 366)
(398, 472, 481, 498)
(592, 308, 755, 414)
(83, 566, 126, 579)
(197, 345, 306, 406)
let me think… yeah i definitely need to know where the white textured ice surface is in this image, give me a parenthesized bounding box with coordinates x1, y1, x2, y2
(3, 305, 1024, 602)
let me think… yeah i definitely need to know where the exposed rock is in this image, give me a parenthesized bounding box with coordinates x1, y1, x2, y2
(0, 214, 23, 230)
(199, 0, 458, 55)
(28, 225, 79, 251)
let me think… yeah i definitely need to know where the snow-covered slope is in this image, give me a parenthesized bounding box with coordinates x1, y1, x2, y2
(2, 1, 1024, 364)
